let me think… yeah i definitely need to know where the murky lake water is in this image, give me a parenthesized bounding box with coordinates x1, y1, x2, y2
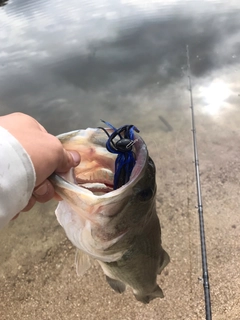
(1, 1, 240, 319)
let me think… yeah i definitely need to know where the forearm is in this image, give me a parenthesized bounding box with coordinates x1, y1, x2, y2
(0, 126, 36, 229)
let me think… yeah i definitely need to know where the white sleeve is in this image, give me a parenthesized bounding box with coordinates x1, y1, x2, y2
(0, 126, 36, 229)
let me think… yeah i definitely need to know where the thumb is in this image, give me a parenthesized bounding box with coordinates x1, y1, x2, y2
(56, 150, 81, 173)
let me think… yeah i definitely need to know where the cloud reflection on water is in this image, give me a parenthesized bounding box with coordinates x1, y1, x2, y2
(0, 0, 240, 132)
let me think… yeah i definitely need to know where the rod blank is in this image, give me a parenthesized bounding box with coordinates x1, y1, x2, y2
(186, 45, 212, 320)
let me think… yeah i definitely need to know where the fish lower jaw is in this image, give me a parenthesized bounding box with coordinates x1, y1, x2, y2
(76, 176, 114, 195)
(79, 182, 113, 195)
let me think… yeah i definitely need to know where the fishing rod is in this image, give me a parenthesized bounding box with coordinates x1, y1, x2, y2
(186, 45, 212, 320)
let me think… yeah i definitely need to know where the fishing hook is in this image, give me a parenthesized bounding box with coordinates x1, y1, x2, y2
(98, 120, 139, 189)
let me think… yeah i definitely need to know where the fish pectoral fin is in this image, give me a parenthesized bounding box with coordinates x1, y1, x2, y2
(75, 249, 92, 277)
(105, 276, 126, 294)
(152, 285, 164, 299)
(134, 285, 164, 304)
(158, 249, 170, 274)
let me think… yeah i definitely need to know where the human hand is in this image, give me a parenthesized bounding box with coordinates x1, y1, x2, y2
(0, 112, 80, 214)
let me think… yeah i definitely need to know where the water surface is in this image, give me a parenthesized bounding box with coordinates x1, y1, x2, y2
(0, 1, 240, 319)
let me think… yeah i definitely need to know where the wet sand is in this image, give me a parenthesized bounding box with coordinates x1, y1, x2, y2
(1, 105, 240, 320)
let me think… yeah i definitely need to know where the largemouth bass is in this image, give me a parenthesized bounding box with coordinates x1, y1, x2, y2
(50, 127, 170, 304)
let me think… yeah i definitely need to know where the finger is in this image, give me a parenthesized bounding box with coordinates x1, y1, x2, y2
(54, 191, 62, 201)
(37, 123, 47, 133)
(21, 195, 36, 212)
(56, 150, 81, 173)
(33, 180, 55, 203)
(11, 213, 20, 220)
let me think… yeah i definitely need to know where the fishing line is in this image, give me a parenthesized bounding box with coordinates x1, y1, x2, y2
(186, 45, 212, 320)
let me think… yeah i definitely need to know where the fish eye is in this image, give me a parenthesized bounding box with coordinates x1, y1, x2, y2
(137, 187, 154, 201)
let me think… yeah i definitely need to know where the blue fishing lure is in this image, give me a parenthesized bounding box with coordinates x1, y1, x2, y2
(99, 120, 140, 190)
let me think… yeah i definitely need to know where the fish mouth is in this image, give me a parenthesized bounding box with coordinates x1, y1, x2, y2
(75, 168, 115, 195)
(53, 128, 147, 196)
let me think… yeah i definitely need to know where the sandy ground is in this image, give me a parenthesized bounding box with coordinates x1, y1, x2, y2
(1, 104, 240, 320)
